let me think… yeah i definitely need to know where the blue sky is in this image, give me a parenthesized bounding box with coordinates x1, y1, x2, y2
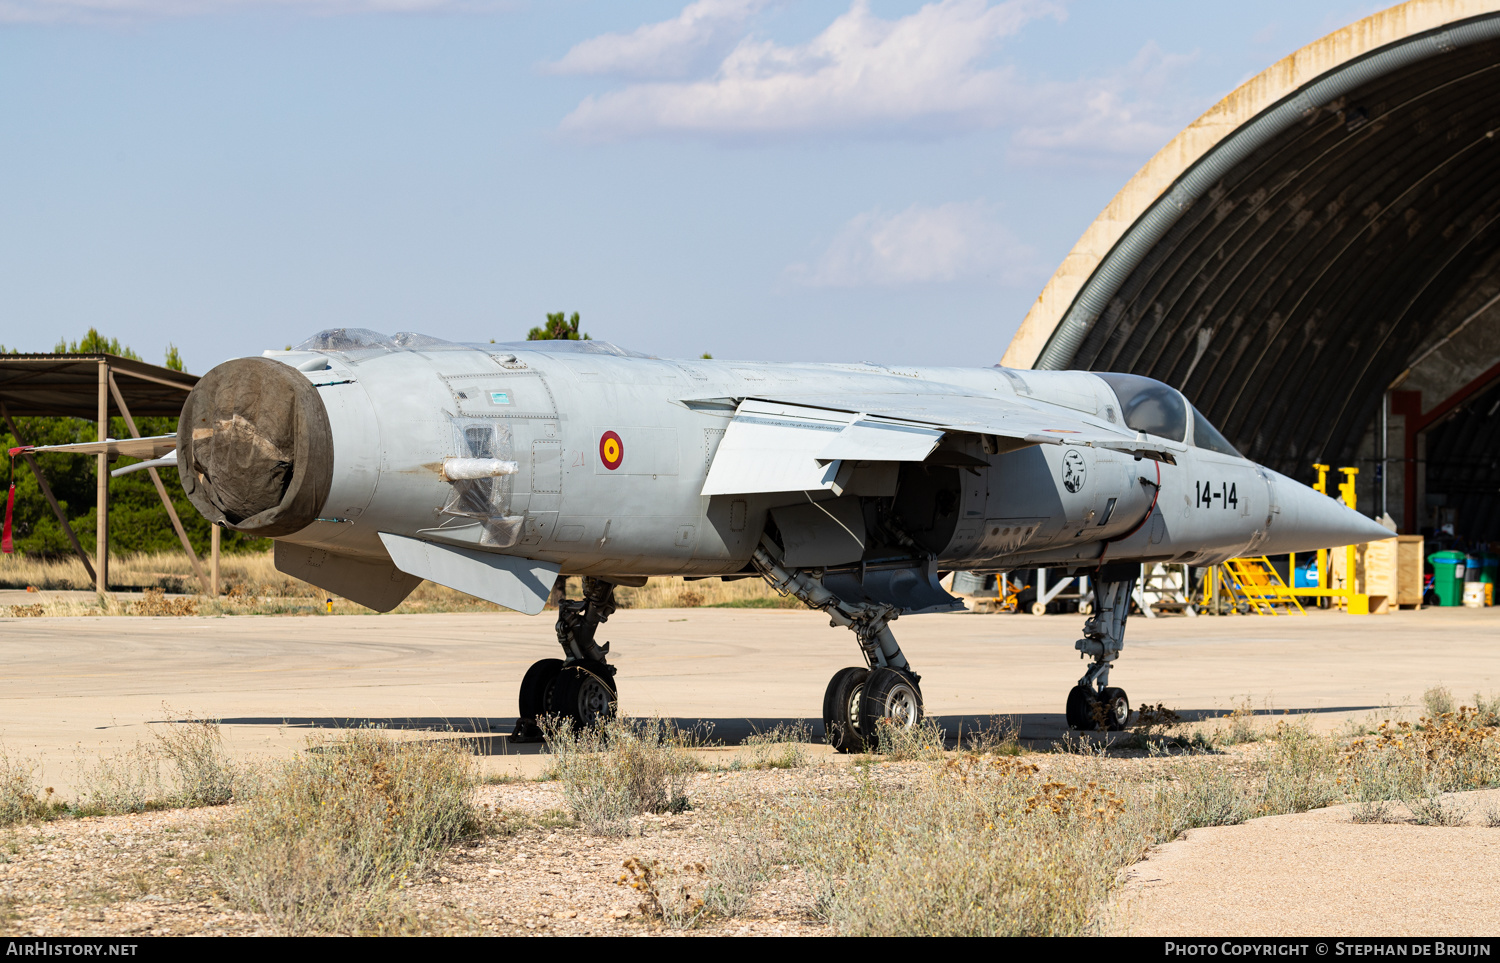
(0, 0, 1381, 373)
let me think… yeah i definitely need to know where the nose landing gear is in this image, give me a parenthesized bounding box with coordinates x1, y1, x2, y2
(1066, 564, 1138, 732)
(512, 577, 620, 741)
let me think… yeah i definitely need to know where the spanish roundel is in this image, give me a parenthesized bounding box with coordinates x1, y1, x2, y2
(599, 431, 624, 470)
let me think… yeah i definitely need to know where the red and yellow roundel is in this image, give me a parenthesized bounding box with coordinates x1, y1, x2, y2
(599, 431, 624, 470)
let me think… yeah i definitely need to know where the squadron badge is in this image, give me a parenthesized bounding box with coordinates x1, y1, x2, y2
(1062, 448, 1086, 493)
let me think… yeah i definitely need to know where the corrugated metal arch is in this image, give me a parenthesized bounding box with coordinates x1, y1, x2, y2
(1000, 0, 1500, 481)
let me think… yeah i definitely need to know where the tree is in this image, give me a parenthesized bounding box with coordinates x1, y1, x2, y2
(527, 312, 590, 341)
(55, 329, 142, 360)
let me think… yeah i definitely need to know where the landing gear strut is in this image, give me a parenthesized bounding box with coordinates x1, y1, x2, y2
(512, 577, 620, 741)
(1066, 563, 1137, 731)
(753, 544, 924, 753)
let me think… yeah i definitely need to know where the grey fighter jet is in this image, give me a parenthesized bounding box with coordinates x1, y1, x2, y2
(31, 329, 1392, 748)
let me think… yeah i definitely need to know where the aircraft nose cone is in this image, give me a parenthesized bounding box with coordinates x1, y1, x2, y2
(1258, 469, 1395, 555)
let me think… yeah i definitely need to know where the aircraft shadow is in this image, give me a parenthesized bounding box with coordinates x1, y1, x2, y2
(197, 704, 1393, 757)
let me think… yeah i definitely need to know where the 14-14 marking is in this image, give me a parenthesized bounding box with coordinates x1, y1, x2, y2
(1196, 480, 1238, 510)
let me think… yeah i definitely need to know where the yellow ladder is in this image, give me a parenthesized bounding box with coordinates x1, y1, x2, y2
(1218, 557, 1308, 616)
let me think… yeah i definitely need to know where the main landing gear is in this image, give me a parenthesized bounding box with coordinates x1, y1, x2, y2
(512, 577, 620, 741)
(1065, 563, 1139, 731)
(752, 546, 924, 753)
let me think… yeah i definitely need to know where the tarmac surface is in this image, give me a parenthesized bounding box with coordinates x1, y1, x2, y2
(1107, 788, 1500, 937)
(0, 603, 1495, 789)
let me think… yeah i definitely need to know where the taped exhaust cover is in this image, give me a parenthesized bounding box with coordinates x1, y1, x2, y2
(178, 357, 335, 536)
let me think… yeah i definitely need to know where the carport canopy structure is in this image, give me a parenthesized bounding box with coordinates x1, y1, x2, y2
(1002, 0, 1500, 539)
(0, 353, 206, 593)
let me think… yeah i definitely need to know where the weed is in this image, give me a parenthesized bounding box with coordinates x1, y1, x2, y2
(1257, 719, 1343, 815)
(1424, 686, 1456, 719)
(961, 717, 1023, 756)
(771, 757, 1163, 936)
(151, 712, 236, 806)
(868, 717, 948, 762)
(701, 825, 774, 919)
(130, 588, 198, 617)
(216, 729, 477, 935)
(72, 744, 170, 816)
(542, 716, 697, 836)
(1217, 698, 1261, 745)
(1480, 797, 1500, 828)
(740, 721, 812, 770)
(1131, 703, 1184, 751)
(0, 752, 65, 825)
(1172, 761, 1254, 829)
(619, 857, 709, 929)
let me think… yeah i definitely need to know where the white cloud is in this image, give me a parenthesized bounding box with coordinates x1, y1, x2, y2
(0, 0, 512, 24)
(549, 0, 769, 80)
(1007, 42, 1200, 165)
(559, 0, 1066, 140)
(789, 201, 1041, 288)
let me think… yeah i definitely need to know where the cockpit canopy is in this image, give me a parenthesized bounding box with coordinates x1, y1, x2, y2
(1096, 372, 1240, 456)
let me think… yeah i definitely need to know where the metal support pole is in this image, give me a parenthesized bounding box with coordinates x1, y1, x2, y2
(96, 361, 108, 595)
(107, 372, 210, 595)
(1379, 391, 1388, 518)
(0, 404, 96, 584)
(211, 524, 220, 598)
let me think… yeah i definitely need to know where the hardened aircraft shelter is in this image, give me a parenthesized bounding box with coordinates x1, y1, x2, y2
(1002, 0, 1500, 540)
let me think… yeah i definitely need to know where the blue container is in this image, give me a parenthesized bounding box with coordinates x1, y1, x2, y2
(1294, 561, 1319, 588)
(1466, 554, 1483, 583)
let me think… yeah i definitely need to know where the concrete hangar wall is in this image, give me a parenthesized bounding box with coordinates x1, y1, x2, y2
(1002, 0, 1500, 541)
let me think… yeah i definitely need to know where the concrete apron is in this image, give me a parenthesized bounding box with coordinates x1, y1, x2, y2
(0, 605, 1493, 794)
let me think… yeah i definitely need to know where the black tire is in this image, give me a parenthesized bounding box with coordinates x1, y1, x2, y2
(822, 666, 870, 754)
(1099, 687, 1131, 731)
(1065, 684, 1099, 730)
(518, 658, 564, 720)
(858, 668, 924, 749)
(551, 661, 618, 728)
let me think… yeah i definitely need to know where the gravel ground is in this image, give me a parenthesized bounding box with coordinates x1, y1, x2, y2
(5, 751, 1500, 937)
(0, 761, 912, 937)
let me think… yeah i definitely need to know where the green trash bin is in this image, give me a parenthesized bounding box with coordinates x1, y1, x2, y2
(1429, 550, 1468, 606)
(1482, 553, 1498, 585)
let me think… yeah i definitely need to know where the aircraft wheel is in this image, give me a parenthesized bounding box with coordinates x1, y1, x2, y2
(551, 661, 618, 729)
(823, 667, 870, 754)
(1099, 687, 1131, 731)
(518, 658, 564, 720)
(1031, 602, 1048, 616)
(858, 668, 924, 748)
(1065, 684, 1099, 730)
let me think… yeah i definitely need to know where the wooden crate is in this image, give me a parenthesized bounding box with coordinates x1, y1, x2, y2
(1396, 534, 1425, 607)
(1361, 539, 1398, 615)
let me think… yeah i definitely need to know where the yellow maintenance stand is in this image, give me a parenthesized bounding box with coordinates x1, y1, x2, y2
(1215, 463, 1374, 614)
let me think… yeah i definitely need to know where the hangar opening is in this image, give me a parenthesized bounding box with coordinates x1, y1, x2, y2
(1002, 0, 1500, 550)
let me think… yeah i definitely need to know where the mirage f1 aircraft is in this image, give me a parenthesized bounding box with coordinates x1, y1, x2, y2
(30, 329, 1393, 748)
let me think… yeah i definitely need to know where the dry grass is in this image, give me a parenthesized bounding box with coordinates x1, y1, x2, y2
(735, 722, 813, 770)
(1342, 707, 1500, 825)
(542, 716, 699, 837)
(0, 751, 66, 824)
(1, 552, 797, 615)
(216, 729, 479, 935)
(586, 576, 800, 611)
(770, 754, 1160, 936)
(72, 713, 241, 816)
